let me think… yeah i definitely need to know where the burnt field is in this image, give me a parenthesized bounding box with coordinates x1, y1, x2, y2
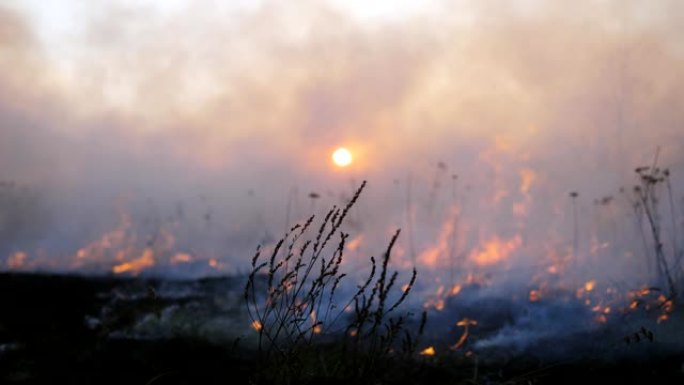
(2, 169, 684, 384)
(3, 1, 684, 383)
(0, 272, 682, 385)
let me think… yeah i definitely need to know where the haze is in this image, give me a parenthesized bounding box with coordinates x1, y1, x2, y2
(1, 1, 683, 280)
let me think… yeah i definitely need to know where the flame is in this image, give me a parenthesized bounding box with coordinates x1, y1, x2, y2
(310, 310, 322, 334)
(171, 253, 193, 264)
(417, 211, 457, 268)
(456, 318, 478, 327)
(346, 234, 364, 252)
(251, 320, 263, 331)
(7, 251, 27, 269)
(112, 248, 156, 275)
(529, 289, 541, 302)
(423, 283, 464, 311)
(469, 235, 522, 266)
(424, 297, 446, 312)
(519, 168, 537, 194)
(75, 210, 133, 265)
(451, 318, 478, 350)
(584, 280, 596, 292)
(419, 346, 436, 356)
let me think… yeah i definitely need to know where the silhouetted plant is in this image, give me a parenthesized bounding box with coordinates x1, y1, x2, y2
(631, 164, 678, 297)
(243, 181, 421, 383)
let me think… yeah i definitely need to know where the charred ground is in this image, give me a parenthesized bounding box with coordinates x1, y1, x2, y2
(0, 272, 682, 385)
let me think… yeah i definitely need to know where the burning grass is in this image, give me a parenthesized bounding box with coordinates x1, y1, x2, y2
(1, 165, 684, 383)
(243, 181, 426, 383)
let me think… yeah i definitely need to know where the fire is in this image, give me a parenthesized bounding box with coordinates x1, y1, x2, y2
(529, 289, 541, 302)
(469, 235, 522, 266)
(452, 318, 478, 350)
(519, 168, 537, 194)
(423, 282, 465, 311)
(419, 346, 436, 356)
(251, 320, 263, 332)
(112, 248, 156, 275)
(456, 318, 478, 327)
(417, 210, 457, 268)
(171, 253, 193, 264)
(346, 234, 364, 252)
(75, 210, 133, 265)
(7, 251, 27, 269)
(584, 280, 596, 292)
(310, 310, 322, 334)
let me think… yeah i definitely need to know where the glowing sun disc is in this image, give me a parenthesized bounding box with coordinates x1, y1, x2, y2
(332, 147, 353, 167)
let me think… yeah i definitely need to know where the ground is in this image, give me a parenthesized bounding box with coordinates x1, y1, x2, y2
(0, 273, 682, 384)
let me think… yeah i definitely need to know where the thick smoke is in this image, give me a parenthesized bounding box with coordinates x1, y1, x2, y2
(0, 1, 683, 287)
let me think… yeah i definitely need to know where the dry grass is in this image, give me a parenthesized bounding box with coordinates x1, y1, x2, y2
(243, 181, 424, 383)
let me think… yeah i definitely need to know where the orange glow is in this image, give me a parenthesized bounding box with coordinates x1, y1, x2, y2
(452, 318, 478, 350)
(419, 346, 436, 356)
(7, 251, 27, 269)
(112, 248, 156, 275)
(251, 320, 263, 331)
(529, 290, 541, 302)
(584, 280, 596, 292)
(171, 253, 193, 264)
(519, 168, 537, 194)
(310, 310, 322, 334)
(418, 209, 458, 267)
(346, 234, 364, 252)
(469, 235, 522, 266)
(456, 318, 478, 327)
(332, 147, 352, 167)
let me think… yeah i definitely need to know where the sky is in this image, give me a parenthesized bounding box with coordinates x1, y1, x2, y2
(1, 1, 683, 278)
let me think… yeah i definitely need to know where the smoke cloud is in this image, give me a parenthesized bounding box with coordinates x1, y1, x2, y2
(1, 1, 683, 281)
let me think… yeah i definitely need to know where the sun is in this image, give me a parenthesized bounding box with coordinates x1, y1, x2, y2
(332, 147, 353, 167)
